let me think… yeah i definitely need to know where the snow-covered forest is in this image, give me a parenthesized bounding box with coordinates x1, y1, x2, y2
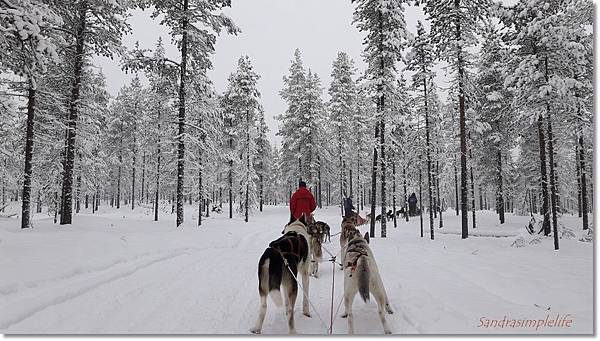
(0, 0, 594, 335)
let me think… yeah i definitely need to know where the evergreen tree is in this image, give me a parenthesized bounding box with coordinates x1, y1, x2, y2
(138, 0, 238, 227)
(222, 56, 262, 222)
(328, 51, 357, 212)
(406, 20, 436, 239)
(421, 0, 491, 239)
(352, 0, 408, 238)
(55, 0, 130, 225)
(0, 0, 61, 228)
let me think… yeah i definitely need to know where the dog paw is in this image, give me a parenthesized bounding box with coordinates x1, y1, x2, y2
(384, 330, 392, 335)
(303, 312, 311, 317)
(341, 313, 348, 318)
(249, 328, 261, 334)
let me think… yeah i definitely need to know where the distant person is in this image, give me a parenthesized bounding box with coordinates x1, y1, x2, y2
(344, 196, 355, 218)
(408, 192, 418, 216)
(290, 180, 317, 221)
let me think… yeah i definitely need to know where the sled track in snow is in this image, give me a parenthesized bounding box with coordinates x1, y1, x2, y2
(0, 248, 203, 331)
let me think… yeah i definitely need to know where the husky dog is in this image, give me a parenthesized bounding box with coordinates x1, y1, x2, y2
(339, 212, 361, 270)
(307, 223, 323, 277)
(386, 209, 394, 221)
(342, 230, 394, 334)
(251, 214, 312, 334)
(306, 216, 323, 277)
(317, 221, 331, 243)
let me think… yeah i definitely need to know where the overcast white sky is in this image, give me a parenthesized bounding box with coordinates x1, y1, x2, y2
(96, 0, 432, 146)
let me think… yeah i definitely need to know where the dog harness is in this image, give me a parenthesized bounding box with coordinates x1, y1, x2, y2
(269, 231, 307, 262)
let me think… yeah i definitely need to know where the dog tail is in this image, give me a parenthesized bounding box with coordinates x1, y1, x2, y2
(266, 247, 284, 307)
(357, 256, 370, 302)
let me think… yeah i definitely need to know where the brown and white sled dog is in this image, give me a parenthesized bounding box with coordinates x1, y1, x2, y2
(250, 215, 312, 334)
(307, 221, 323, 277)
(342, 230, 394, 334)
(339, 212, 361, 270)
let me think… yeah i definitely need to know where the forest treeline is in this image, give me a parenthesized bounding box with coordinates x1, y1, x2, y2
(0, 0, 593, 250)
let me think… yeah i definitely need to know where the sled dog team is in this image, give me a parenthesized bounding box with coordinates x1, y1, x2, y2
(250, 212, 394, 335)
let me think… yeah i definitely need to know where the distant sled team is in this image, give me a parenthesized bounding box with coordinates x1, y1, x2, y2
(250, 208, 394, 334)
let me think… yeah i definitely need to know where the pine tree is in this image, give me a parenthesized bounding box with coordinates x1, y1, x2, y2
(422, 0, 491, 239)
(56, 0, 130, 225)
(0, 0, 61, 228)
(352, 0, 408, 238)
(501, 0, 593, 248)
(222, 56, 262, 222)
(328, 51, 357, 211)
(406, 20, 435, 239)
(138, 0, 238, 227)
(474, 27, 514, 225)
(255, 109, 272, 212)
(278, 49, 329, 196)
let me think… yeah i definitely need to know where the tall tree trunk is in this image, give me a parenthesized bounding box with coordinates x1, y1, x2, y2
(259, 173, 264, 212)
(369, 122, 379, 238)
(380, 114, 387, 238)
(245, 110, 250, 223)
(436, 158, 442, 227)
(340, 151, 344, 215)
(419, 161, 423, 238)
(349, 169, 353, 198)
(198, 162, 202, 226)
(468, 134, 475, 229)
(478, 185, 483, 210)
(141, 151, 146, 204)
(422, 78, 434, 240)
(576, 144, 582, 217)
(175, 0, 189, 227)
(60, 2, 87, 225)
(54, 192, 58, 223)
(76, 155, 81, 213)
(403, 163, 408, 222)
(376, 8, 387, 238)
(454, 160, 459, 215)
(537, 114, 551, 236)
(36, 190, 42, 214)
(579, 132, 589, 230)
(154, 108, 161, 222)
(131, 146, 136, 210)
(455, 0, 468, 239)
(21, 86, 35, 229)
(497, 149, 505, 224)
(228, 161, 233, 219)
(317, 156, 322, 208)
(546, 109, 559, 244)
(470, 163, 475, 229)
(392, 158, 397, 228)
(433, 159, 437, 218)
(357, 156, 361, 211)
(2, 180, 5, 212)
(543, 57, 558, 249)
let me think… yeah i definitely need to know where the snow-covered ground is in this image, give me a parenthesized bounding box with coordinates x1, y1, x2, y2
(0, 202, 593, 334)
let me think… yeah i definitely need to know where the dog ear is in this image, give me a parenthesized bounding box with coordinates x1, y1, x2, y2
(364, 231, 370, 244)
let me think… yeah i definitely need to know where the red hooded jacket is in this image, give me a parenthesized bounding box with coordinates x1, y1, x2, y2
(290, 187, 317, 219)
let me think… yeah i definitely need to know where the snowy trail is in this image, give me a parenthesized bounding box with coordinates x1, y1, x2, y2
(0, 205, 593, 334)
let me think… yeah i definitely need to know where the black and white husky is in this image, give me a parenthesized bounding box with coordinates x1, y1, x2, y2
(342, 231, 394, 334)
(250, 215, 312, 334)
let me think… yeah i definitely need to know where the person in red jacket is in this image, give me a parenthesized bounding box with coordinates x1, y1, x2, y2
(290, 181, 317, 220)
